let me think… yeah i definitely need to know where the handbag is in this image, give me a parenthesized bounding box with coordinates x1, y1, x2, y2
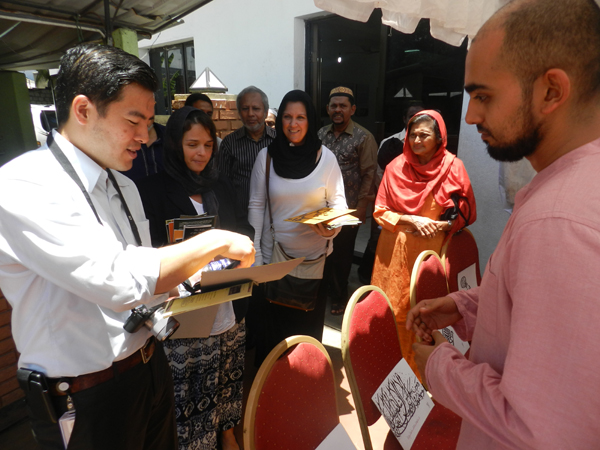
(439, 193, 471, 228)
(263, 154, 328, 311)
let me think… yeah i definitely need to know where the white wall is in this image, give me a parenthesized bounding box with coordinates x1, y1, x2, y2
(457, 94, 510, 270)
(139, 0, 326, 109)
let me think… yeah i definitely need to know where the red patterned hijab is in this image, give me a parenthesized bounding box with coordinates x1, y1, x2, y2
(377, 110, 472, 219)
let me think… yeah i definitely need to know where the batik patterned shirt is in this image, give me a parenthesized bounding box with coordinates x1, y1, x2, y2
(318, 119, 377, 209)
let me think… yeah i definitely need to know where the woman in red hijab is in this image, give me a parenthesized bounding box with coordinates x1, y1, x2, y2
(371, 110, 476, 376)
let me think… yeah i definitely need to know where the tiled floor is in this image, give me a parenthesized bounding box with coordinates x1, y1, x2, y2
(0, 220, 387, 449)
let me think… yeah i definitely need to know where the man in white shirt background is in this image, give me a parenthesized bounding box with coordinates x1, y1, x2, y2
(0, 44, 254, 450)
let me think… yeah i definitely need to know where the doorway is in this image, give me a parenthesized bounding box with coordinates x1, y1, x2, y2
(306, 13, 468, 153)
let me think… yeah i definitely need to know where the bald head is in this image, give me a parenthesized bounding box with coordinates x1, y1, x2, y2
(479, 0, 600, 103)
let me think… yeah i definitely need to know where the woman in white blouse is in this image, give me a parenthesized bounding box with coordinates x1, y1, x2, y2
(248, 90, 347, 363)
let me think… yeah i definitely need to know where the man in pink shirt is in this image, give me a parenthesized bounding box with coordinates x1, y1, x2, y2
(407, 0, 600, 448)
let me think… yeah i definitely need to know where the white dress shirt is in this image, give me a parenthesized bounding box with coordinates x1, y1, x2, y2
(0, 131, 167, 377)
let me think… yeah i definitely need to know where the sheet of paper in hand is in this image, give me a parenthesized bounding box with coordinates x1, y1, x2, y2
(284, 207, 355, 224)
(372, 359, 434, 450)
(457, 263, 477, 291)
(315, 423, 357, 450)
(440, 326, 470, 355)
(323, 214, 361, 230)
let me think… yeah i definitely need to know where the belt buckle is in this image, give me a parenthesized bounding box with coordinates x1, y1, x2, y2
(140, 338, 155, 364)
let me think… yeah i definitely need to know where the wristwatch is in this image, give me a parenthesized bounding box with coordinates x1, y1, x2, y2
(447, 220, 453, 228)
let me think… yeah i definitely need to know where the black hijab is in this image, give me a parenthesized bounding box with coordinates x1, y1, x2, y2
(267, 90, 321, 179)
(164, 106, 220, 214)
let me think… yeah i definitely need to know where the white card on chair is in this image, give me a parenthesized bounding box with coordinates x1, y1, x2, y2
(440, 326, 470, 355)
(372, 359, 434, 450)
(315, 423, 357, 450)
(457, 263, 477, 291)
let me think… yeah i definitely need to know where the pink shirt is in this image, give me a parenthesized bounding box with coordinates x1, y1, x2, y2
(426, 138, 600, 449)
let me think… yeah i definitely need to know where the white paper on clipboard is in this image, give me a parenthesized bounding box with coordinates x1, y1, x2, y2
(201, 258, 304, 289)
(163, 259, 304, 318)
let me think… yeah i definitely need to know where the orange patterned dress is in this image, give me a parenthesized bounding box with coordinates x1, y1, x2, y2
(371, 193, 445, 377)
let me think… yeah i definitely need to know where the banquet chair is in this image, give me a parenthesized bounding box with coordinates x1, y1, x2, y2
(410, 250, 449, 310)
(440, 228, 481, 293)
(341, 285, 461, 450)
(243, 335, 340, 450)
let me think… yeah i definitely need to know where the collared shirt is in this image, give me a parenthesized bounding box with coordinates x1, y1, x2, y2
(426, 138, 600, 449)
(0, 131, 167, 377)
(318, 119, 377, 209)
(217, 125, 276, 214)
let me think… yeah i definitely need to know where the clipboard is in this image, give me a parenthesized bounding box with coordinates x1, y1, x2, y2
(163, 258, 304, 317)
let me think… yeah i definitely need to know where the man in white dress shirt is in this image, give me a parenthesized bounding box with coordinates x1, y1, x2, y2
(0, 44, 254, 450)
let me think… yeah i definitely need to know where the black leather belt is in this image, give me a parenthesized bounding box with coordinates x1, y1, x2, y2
(48, 337, 156, 396)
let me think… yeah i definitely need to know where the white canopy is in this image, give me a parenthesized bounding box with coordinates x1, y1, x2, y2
(313, 0, 510, 46)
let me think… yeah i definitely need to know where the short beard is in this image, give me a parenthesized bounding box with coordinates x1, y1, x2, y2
(486, 124, 541, 162)
(484, 96, 542, 162)
(244, 122, 264, 133)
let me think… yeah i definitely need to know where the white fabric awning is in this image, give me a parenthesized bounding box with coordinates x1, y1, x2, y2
(313, 0, 510, 46)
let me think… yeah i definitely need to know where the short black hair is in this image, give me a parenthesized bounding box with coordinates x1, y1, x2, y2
(497, 0, 600, 103)
(55, 43, 157, 127)
(404, 102, 425, 117)
(185, 93, 213, 108)
(404, 102, 425, 124)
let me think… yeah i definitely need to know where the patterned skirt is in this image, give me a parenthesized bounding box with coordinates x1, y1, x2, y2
(163, 320, 245, 450)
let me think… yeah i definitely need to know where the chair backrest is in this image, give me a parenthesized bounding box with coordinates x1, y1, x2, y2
(243, 335, 339, 450)
(441, 228, 481, 293)
(410, 251, 449, 309)
(341, 285, 403, 450)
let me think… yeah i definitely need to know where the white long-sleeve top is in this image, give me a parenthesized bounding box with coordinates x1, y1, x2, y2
(248, 146, 347, 266)
(0, 131, 167, 377)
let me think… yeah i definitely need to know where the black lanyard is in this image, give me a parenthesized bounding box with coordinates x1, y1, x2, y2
(47, 134, 142, 246)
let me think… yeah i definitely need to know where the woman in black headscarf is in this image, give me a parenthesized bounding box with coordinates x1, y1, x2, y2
(136, 106, 252, 450)
(248, 90, 347, 362)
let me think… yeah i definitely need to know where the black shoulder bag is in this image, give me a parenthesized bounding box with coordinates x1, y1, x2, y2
(439, 192, 471, 231)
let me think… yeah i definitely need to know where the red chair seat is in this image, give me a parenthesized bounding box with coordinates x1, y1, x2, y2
(245, 336, 339, 450)
(342, 286, 461, 450)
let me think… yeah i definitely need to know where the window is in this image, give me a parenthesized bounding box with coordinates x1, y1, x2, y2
(149, 42, 196, 114)
(40, 110, 57, 132)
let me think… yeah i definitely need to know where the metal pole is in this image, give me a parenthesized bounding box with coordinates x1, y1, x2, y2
(104, 0, 113, 46)
(0, 11, 105, 37)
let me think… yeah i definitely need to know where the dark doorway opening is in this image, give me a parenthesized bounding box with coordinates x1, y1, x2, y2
(306, 13, 468, 154)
